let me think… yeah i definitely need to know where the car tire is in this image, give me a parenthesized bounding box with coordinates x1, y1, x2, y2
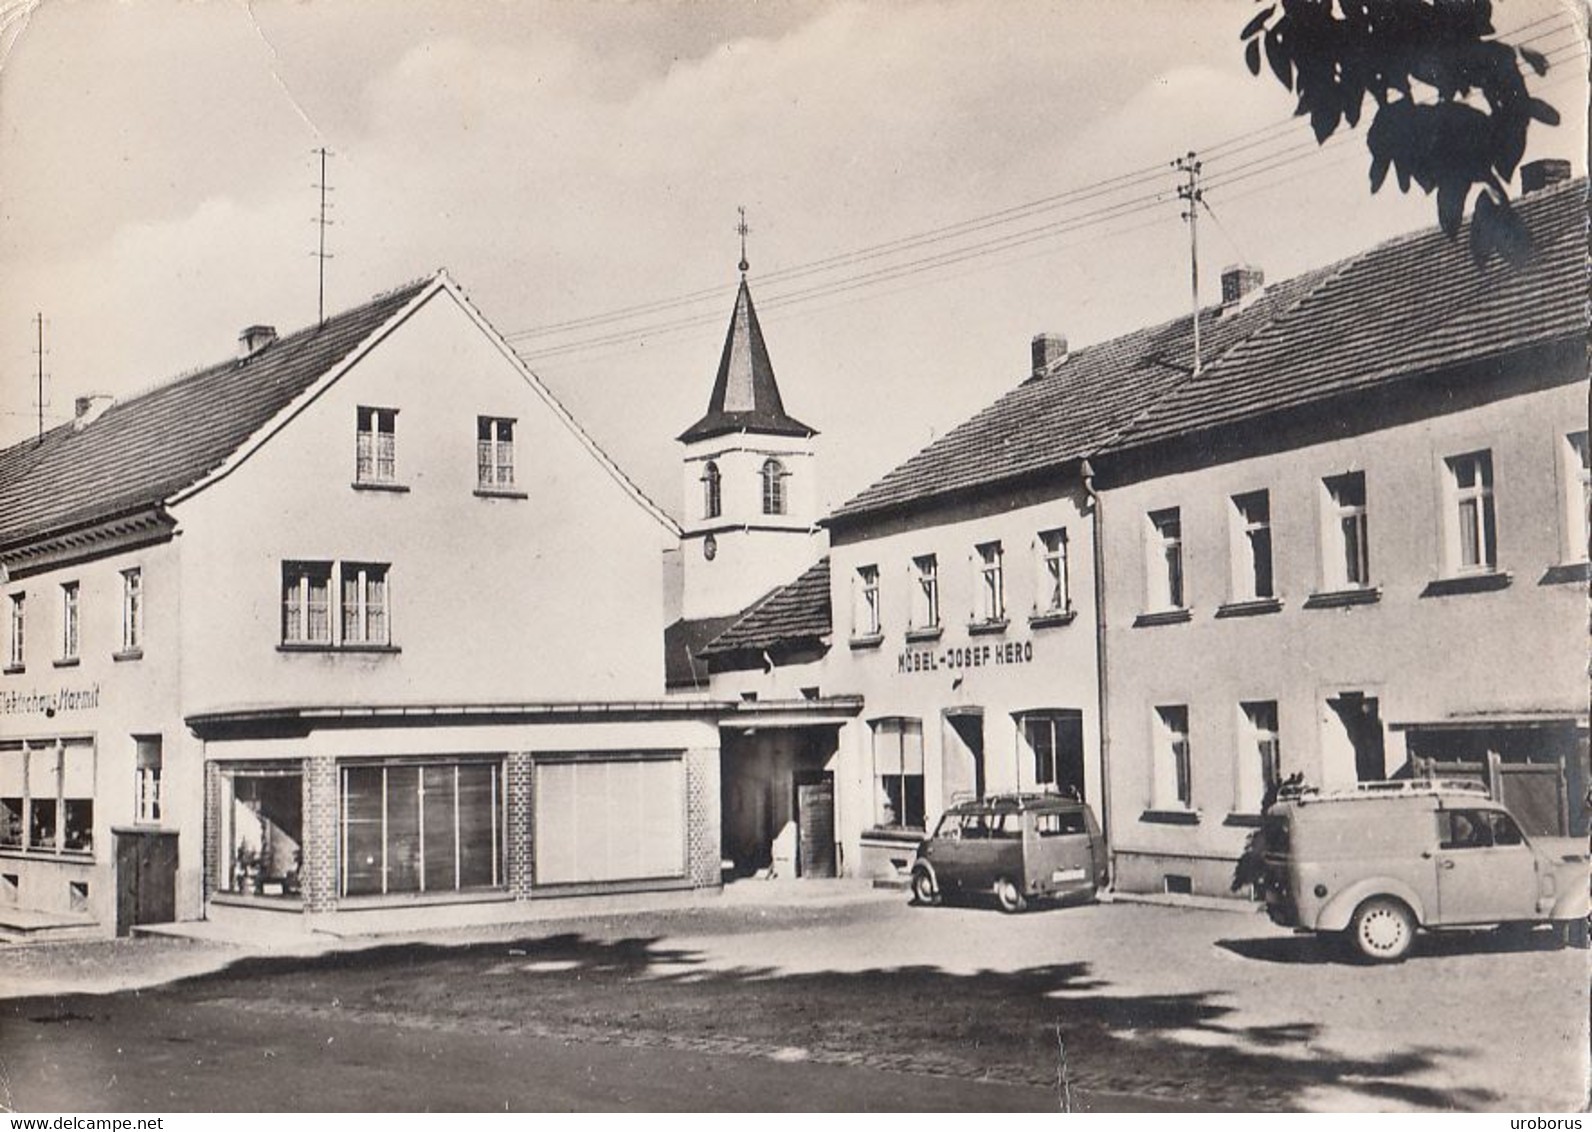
(995, 877, 1028, 914)
(911, 868, 940, 907)
(1350, 896, 1416, 963)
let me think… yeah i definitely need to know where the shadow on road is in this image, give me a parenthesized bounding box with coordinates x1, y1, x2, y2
(1217, 925, 1571, 965)
(3, 928, 1501, 1111)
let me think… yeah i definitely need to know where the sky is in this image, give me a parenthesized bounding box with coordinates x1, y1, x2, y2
(0, 0, 1585, 520)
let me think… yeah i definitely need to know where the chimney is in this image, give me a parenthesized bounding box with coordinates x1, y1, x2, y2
(1221, 263, 1265, 314)
(72, 393, 113, 430)
(1030, 333, 1068, 378)
(1521, 159, 1572, 195)
(238, 324, 278, 359)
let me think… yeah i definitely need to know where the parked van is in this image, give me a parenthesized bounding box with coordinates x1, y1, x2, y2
(910, 792, 1107, 913)
(1260, 780, 1590, 962)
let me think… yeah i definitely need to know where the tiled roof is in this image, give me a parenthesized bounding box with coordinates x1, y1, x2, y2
(0, 279, 433, 547)
(663, 613, 746, 689)
(1109, 178, 1588, 453)
(700, 556, 831, 660)
(830, 178, 1588, 525)
(679, 278, 815, 443)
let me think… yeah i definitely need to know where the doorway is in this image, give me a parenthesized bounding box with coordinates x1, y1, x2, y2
(114, 829, 177, 937)
(942, 709, 985, 803)
(794, 770, 836, 878)
(1326, 692, 1386, 783)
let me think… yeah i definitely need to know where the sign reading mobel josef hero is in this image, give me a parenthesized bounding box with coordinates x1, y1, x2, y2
(0, 683, 103, 716)
(897, 638, 1033, 675)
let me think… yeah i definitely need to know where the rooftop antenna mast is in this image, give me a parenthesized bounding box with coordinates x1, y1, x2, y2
(1174, 151, 1204, 375)
(736, 205, 751, 275)
(32, 311, 48, 443)
(312, 147, 335, 325)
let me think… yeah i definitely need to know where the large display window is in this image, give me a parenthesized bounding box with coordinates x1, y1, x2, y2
(219, 765, 303, 897)
(340, 759, 502, 897)
(533, 755, 684, 885)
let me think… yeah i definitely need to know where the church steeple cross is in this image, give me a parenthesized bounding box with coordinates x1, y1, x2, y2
(736, 206, 751, 275)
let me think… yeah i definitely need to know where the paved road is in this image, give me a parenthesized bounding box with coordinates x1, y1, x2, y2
(1, 895, 1584, 1111)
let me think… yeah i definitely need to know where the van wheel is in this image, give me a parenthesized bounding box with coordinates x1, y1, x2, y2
(1350, 897, 1415, 963)
(911, 868, 940, 907)
(995, 877, 1028, 914)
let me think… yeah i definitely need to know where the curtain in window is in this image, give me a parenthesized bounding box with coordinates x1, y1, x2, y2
(533, 758, 684, 885)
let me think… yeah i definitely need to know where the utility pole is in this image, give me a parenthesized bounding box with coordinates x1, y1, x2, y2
(312, 147, 335, 325)
(33, 312, 46, 443)
(1175, 151, 1204, 375)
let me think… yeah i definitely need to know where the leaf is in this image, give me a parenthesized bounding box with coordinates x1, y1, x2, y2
(1241, 5, 1275, 40)
(1246, 37, 1262, 75)
(1436, 181, 1467, 236)
(1370, 152, 1391, 192)
(1518, 46, 1549, 76)
(1266, 24, 1293, 87)
(1527, 98, 1561, 125)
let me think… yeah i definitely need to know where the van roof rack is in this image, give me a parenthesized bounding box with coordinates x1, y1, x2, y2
(1281, 778, 1492, 805)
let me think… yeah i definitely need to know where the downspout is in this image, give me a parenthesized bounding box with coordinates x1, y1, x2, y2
(1081, 458, 1114, 888)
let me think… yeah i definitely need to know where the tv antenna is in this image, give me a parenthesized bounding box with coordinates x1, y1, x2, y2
(32, 312, 49, 443)
(312, 147, 336, 324)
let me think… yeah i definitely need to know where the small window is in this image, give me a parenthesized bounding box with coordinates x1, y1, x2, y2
(1231, 490, 1274, 600)
(478, 417, 516, 489)
(1323, 472, 1369, 588)
(1018, 711, 1084, 798)
(60, 581, 80, 661)
(1565, 431, 1589, 562)
(1440, 809, 1495, 850)
(988, 812, 1025, 840)
(761, 459, 787, 516)
(7, 593, 23, 670)
(356, 407, 398, 484)
(872, 718, 925, 830)
(135, 736, 163, 824)
(282, 562, 334, 644)
(1037, 528, 1070, 614)
(1154, 705, 1192, 809)
(912, 554, 939, 629)
(121, 568, 143, 653)
(1147, 509, 1185, 610)
(340, 563, 390, 646)
(1445, 450, 1496, 573)
(853, 565, 881, 638)
(1035, 810, 1087, 837)
(1238, 701, 1280, 812)
(701, 460, 722, 519)
(975, 541, 1005, 623)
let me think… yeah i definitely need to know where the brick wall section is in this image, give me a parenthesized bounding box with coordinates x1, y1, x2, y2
(203, 761, 221, 902)
(506, 752, 534, 900)
(301, 755, 338, 913)
(685, 746, 722, 888)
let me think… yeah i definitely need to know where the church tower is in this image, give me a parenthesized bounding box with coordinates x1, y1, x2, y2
(677, 223, 818, 621)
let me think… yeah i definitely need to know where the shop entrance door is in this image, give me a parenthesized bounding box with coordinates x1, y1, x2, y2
(114, 829, 177, 937)
(794, 771, 836, 878)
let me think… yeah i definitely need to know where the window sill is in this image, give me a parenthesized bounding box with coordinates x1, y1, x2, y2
(1223, 812, 1263, 828)
(1541, 561, 1591, 586)
(967, 618, 1009, 637)
(1132, 608, 1192, 628)
(1139, 809, 1200, 826)
(277, 643, 401, 655)
(1215, 597, 1283, 619)
(474, 486, 527, 500)
(0, 847, 95, 861)
(904, 626, 943, 643)
(1420, 571, 1512, 598)
(848, 633, 885, 651)
(1304, 586, 1381, 609)
(52, 656, 80, 669)
(2, 664, 21, 676)
(351, 480, 410, 494)
(1029, 608, 1077, 629)
(113, 648, 144, 663)
(861, 826, 926, 843)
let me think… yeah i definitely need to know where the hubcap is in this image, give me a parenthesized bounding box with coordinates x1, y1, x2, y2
(1361, 907, 1405, 952)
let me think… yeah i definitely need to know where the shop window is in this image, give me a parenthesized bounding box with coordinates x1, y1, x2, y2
(1036, 528, 1070, 614)
(1018, 710, 1084, 798)
(1154, 705, 1192, 810)
(120, 567, 143, 654)
(853, 564, 881, 638)
(534, 756, 682, 886)
(7, 592, 23, 670)
(0, 740, 94, 855)
(1230, 490, 1274, 600)
(60, 581, 80, 661)
(1444, 450, 1496, 573)
(356, 406, 398, 484)
(1322, 472, 1370, 588)
(221, 769, 303, 897)
(912, 554, 940, 630)
(975, 541, 1005, 623)
(342, 761, 502, 896)
(478, 417, 516, 490)
(1146, 509, 1185, 610)
(135, 736, 162, 823)
(1565, 431, 1589, 562)
(282, 561, 392, 649)
(702, 461, 722, 519)
(1237, 701, 1280, 813)
(761, 458, 787, 516)
(871, 718, 925, 830)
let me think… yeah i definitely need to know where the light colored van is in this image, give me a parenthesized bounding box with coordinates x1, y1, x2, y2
(1260, 780, 1590, 962)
